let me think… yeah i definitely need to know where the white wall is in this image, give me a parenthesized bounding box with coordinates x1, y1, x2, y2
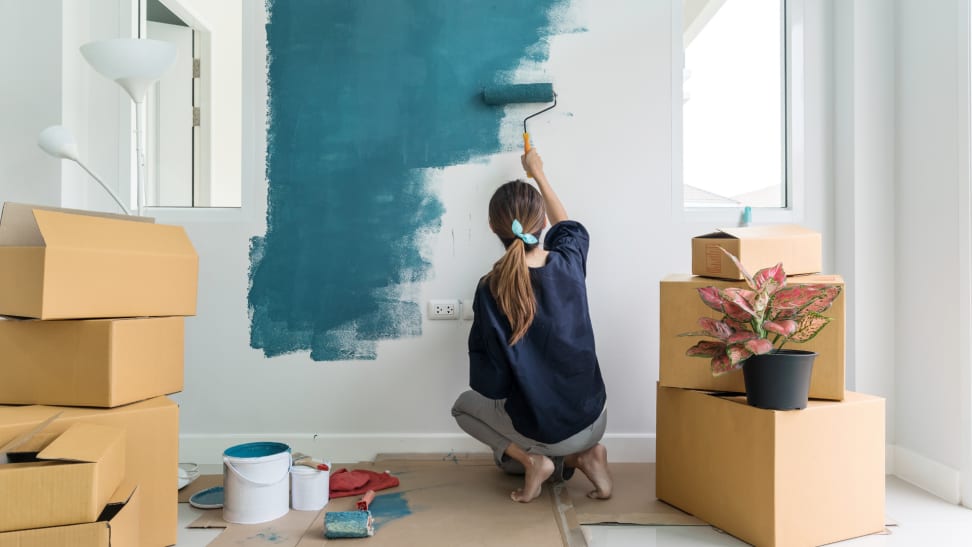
(0, 0, 63, 206)
(175, 0, 680, 463)
(169, 0, 835, 464)
(3, 0, 836, 466)
(893, 0, 970, 505)
(832, 0, 897, 445)
(60, 0, 135, 215)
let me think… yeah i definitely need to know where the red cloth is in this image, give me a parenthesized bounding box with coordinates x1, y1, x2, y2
(329, 468, 400, 498)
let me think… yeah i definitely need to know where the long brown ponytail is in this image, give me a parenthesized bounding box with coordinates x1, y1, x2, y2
(485, 181, 546, 345)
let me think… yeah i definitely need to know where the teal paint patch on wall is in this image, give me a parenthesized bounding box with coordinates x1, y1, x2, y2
(250, 0, 566, 360)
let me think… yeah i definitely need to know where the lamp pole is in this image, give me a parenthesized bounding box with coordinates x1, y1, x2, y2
(135, 99, 147, 216)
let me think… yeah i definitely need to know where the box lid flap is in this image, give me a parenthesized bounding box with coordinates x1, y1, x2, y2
(0, 203, 47, 246)
(0, 203, 149, 247)
(716, 224, 819, 239)
(106, 480, 138, 506)
(36, 423, 124, 464)
(31, 209, 196, 256)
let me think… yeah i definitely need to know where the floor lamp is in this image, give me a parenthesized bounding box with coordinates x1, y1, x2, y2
(80, 38, 177, 216)
(37, 125, 130, 215)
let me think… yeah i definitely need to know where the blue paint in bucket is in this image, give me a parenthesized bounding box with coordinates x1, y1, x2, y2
(222, 442, 292, 524)
(224, 442, 291, 459)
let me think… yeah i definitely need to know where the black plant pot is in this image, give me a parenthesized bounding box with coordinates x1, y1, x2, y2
(742, 350, 817, 410)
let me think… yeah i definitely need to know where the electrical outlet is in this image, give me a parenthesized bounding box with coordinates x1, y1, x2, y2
(428, 299, 459, 320)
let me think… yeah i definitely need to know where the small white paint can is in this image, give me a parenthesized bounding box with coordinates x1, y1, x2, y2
(290, 464, 330, 511)
(222, 442, 292, 524)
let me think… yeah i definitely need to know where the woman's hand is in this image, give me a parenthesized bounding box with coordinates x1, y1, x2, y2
(521, 148, 568, 224)
(521, 149, 545, 179)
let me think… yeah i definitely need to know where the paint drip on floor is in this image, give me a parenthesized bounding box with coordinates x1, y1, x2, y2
(368, 492, 413, 530)
(249, 0, 574, 360)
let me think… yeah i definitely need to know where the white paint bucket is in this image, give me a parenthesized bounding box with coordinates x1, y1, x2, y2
(222, 442, 291, 524)
(290, 464, 330, 511)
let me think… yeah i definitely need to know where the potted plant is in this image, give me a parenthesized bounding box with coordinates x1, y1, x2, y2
(681, 248, 842, 410)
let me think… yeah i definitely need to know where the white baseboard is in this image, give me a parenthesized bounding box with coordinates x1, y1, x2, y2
(890, 444, 962, 504)
(179, 433, 656, 466)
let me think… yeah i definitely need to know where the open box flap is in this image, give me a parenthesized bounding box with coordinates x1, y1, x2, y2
(36, 423, 124, 464)
(106, 480, 138, 507)
(0, 203, 152, 247)
(32, 209, 194, 256)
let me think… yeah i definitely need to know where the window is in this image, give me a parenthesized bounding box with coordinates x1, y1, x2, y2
(682, 0, 787, 209)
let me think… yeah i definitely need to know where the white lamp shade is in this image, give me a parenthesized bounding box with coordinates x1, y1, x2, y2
(37, 125, 80, 162)
(80, 38, 177, 103)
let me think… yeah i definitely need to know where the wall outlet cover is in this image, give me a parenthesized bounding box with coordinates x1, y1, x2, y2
(428, 299, 459, 320)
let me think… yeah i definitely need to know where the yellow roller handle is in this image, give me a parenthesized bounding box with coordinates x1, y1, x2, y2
(523, 132, 534, 179)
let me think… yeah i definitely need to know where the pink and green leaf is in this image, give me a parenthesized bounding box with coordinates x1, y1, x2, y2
(768, 285, 829, 320)
(727, 343, 754, 365)
(719, 247, 755, 290)
(753, 263, 786, 293)
(697, 287, 725, 313)
(724, 316, 751, 332)
(801, 284, 842, 314)
(686, 340, 727, 358)
(788, 312, 832, 343)
(722, 288, 757, 317)
(698, 317, 734, 340)
(763, 319, 797, 337)
(711, 353, 737, 376)
(744, 338, 774, 355)
(723, 301, 755, 322)
(727, 331, 757, 344)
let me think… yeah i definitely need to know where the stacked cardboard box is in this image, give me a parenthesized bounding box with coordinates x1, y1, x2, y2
(0, 203, 197, 546)
(656, 225, 885, 547)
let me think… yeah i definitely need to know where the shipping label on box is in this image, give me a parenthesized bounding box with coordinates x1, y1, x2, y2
(692, 224, 822, 280)
(659, 273, 846, 401)
(0, 316, 184, 407)
(0, 423, 125, 533)
(656, 386, 886, 547)
(0, 202, 198, 319)
(0, 482, 139, 547)
(0, 397, 177, 547)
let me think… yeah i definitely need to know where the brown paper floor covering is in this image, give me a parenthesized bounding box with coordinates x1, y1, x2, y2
(183, 458, 768, 546)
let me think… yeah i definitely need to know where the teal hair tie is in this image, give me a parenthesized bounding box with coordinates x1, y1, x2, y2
(511, 219, 538, 245)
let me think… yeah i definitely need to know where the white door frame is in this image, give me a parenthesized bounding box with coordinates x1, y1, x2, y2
(958, 0, 972, 510)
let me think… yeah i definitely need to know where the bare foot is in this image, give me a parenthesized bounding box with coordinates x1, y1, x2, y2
(510, 454, 555, 503)
(572, 444, 612, 499)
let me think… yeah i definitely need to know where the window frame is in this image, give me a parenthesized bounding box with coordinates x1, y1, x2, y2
(673, 0, 808, 225)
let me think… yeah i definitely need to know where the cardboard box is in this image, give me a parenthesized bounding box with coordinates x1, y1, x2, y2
(0, 202, 198, 319)
(0, 397, 178, 547)
(659, 273, 846, 401)
(692, 225, 822, 280)
(0, 482, 139, 547)
(656, 386, 885, 547)
(0, 423, 125, 533)
(0, 316, 184, 407)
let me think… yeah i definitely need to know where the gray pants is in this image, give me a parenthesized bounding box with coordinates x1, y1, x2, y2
(451, 390, 607, 480)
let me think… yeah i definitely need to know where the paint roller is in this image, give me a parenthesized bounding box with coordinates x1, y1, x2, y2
(481, 83, 557, 175)
(324, 511, 375, 538)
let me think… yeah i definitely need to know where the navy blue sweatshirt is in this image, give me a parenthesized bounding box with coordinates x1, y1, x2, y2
(468, 220, 607, 444)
